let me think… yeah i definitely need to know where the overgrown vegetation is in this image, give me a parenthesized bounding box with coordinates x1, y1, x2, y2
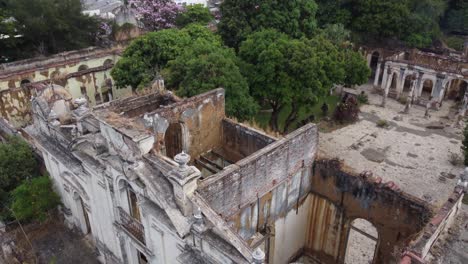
(357, 92, 369, 105)
(333, 96, 360, 124)
(0, 0, 101, 62)
(448, 152, 464, 166)
(376, 119, 389, 128)
(462, 122, 468, 166)
(175, 4, 213, 28)
(0, 136, 59, 222)
(11, 175, 60, 222)
(315, 0, 465, 48)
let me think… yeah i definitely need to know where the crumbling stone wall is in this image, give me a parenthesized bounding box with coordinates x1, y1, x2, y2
(222, 119, 276, 159)
(0, 87, 32, 127)
(152, 89, 226, 160)
(0, 46, 133, 127)
(306, 159, 433, 264)
(198, 124, 318, 263)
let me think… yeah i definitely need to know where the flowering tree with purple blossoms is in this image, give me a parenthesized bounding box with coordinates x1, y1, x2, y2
(130, 0, 185, 31)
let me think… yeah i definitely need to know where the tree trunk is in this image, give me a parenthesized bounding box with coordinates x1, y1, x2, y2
(269, 104, 282, 132)
(283, 103, 299, 134)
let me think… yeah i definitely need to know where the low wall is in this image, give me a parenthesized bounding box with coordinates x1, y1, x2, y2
(400, 186, 465, 264)
(222, 118, 276, 158)
(307, 159, 433, 264)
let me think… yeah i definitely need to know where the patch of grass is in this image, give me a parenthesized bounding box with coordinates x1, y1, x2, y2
(357, 93, 369, 105)
(443, 35, 465, 51)
(398, 96, 408, 105)
(255, 95, 341, 132)
(376, 119, 389, 128)
(463, 194, 468, 205)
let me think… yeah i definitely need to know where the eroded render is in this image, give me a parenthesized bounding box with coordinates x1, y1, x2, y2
(19, 86, 466, 264)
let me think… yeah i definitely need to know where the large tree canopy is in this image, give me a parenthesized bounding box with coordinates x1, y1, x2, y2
(0, 136, 38, 220)
(239, 30, 342, 131)
(218, 0, 318, 49)
(175, 4, 213, 28)
(164, 39, 258, 121)
(443, 0, 468, 34)
(111, 24, 221, 90)
(315, 0, 447, 48)
(239, 29, 369, 131)
(2, 0, 100, 60)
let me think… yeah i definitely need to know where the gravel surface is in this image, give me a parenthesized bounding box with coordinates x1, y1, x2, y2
(320, 84, 464, 207)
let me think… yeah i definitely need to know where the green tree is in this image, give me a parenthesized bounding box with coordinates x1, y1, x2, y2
(218, 0, 318, 49)
(239, 30, 342, 132)
(315, 0, 351, 27)
(315, 0, 446, 48)
(320, 23, 351, 45)
(3, 0, 100, 60)
(0, 136, 38, 220)
(175, 4, 213, 27)
(343, 50, 371, 87)
(0, 136, 37, 193)
(111, 24, 221, 90)
(462, 122, 468, 166)
(164, 39, 258, 121)
(11, 175, 60, 222)
(443, 0, 468, 34)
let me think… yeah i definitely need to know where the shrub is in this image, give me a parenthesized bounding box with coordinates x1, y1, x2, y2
(357, 92, 369, 105)
(462, 122, 468, 166)
(449, 152, 464, 166)
(321, 103, 329, 116)
(11, 175, 60, 222)
(376, 119, 389, 128)
(333, 96, 360, 123)
(0, 136, 38, 220)
(398, 96, 408, 105)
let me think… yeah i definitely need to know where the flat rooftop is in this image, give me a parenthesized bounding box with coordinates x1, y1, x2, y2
(320, 84, 464, 208)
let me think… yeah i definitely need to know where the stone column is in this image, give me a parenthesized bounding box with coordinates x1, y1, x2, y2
(403, 74, 417, 114)
(381, 68, 392, 107)
(381, 64, 389, 89)
(397, 68, 407, 99)
(168, 152, 201, 217)
(415, 72, 423, 98)
(374, 62, 382, 87)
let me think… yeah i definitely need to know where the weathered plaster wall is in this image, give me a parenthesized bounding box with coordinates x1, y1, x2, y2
(306, 159, 433, 264)
(198, 124, 318, 263)
(401, 186, 465, 262)
(198, 124, 318, 218)
(152, 89, 226, 160)
(0, 87, 32, 127)
(222, 118, 276, 159)
(0, 46, 133, 127)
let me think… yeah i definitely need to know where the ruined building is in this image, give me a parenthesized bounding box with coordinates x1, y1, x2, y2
(0, 46, 133, 127)
(22, 85, 467, 264)
(364, 46, 468, 110)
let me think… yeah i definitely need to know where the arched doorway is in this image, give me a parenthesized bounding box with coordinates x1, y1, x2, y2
(164, 123, 183, 159)
(421, 80, 434, 99)
(78, 65, 89, 71)
(74, 193, 91, 235)
(345, 218, 378, 264)
(20, 79, 31, 86)
(370, 52, 380, 78)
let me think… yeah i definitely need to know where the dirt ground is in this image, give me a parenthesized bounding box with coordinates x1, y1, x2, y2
(320, 83, 465, 207)
(1, 216, 98, 264)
